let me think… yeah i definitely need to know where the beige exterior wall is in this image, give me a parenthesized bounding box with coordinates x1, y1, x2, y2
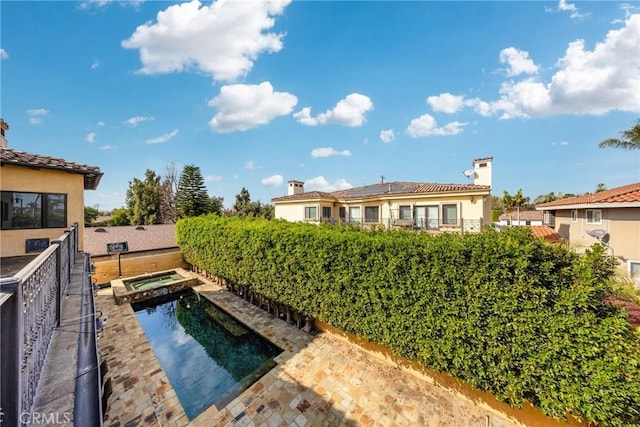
(0, 164, 87, 257)
(275, 192, 490, 232)
(552, 207, 640, 261)
(91, 250, 188, 286)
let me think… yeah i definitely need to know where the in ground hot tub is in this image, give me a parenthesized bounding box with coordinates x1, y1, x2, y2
(111, 268, 200, 305)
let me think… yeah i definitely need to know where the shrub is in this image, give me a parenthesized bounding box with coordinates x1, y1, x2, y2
(177, 216, 640, 426)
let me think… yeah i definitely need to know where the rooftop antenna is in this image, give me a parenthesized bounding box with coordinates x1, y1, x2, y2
(381, 175, 385, 184)
(462, 169, 474, 182)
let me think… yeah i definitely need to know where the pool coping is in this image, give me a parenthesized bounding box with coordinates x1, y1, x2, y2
(110, 267, 199, 305)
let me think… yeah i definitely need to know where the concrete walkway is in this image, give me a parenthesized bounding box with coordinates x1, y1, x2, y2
(96, 273, 578, 427)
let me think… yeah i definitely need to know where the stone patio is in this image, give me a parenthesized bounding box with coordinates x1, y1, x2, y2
(97, 274, 576, 427)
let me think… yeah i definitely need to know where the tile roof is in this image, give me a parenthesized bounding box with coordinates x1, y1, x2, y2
(1, 147, 102, 190)
(528, 226, 563, 244)
(272, 181, 490, 202)
(536, 182, 640, 209)
(84, 224, 178, 256)
(498, 210, 544, 221)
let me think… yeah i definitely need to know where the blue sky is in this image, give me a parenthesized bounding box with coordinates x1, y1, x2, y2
(2, 0, 639, 211)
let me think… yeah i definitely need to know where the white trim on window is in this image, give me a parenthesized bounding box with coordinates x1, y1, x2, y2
(586, 209, 602, 225)
(304, 206, 317, 220)
(571, 209, 578, 223)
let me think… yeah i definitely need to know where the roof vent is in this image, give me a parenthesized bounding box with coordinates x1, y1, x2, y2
(94, 227, 106, 233)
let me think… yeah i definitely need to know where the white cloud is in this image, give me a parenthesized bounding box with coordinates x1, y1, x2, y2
(91, 60, 100, 70)
(209, 81, 297, 133)
(245, 160, 257, 170)
(427, 93, 465, 113)
(205, 175, 223, 182)
(558, 0, 586, 19)
(305, 176, 352, 192)
(97, 121, 105, 127)
(553, 140, 570, 146)
(98, 145, 113, 150)
(310, 147, 352, 158)
(145, 129, 178, 144)
(27, 109, 49, 124)
(122, 0, 290, 82)
(406, 114, 468, 138)
(380, 129, 395, 143)
(0, 49, 8, 60)
(261, 174, 283, 187)
(294, 93, 373, 127)
(86, 132, 96, 143)
(499, 47, 539, 76)
(428, 14, 640, 119)
(125, 116, 154, 126)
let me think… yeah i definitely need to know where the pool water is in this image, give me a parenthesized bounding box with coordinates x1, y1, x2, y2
(132, 290, 282, 420)
(125, 273, 183, 291)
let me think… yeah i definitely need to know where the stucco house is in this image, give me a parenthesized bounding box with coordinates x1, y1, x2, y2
(536, 182, 640, 280)
(0, 119, 102, 257)
(498, 210, 544, 226)
(272, 157, 493, 233)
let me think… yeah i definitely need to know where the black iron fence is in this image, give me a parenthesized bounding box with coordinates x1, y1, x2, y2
(0, 223, 105, 426)
(317, 217, 484, 233)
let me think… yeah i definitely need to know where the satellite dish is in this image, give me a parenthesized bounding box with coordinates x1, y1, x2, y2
(463, 169, 474, 178)
(587, 229, 607, 239)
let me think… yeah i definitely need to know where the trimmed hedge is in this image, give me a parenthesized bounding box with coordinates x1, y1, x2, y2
(177, 216, 640, 426)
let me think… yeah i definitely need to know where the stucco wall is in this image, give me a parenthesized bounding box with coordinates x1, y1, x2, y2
(275, 193, 489, 228)
(553, 207, 640, 261)
(0, 164, 86, 257)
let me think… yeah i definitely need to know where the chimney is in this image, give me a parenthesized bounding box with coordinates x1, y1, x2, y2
(288, 180, 304, 196)
(0, 118, 8, 148)
(472, 157, 492, 187)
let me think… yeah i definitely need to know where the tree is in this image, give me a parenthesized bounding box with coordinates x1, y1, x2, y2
(110, 208, 130, 226)
(176, 164, 210, 218)
(159, 163, 179, 223)
(233, 187, 255, 217)
(232, 187, 273, 218)
(598, 119, 640, 150)
(595, 183, 607, 193)
(501, 189, 530, 224)
(84, 206, 100, 226)
(209, 196, 224, 216)
(126, 169, 162, 225)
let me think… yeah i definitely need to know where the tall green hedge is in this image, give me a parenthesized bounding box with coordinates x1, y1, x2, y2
(177, 216, 640, 426)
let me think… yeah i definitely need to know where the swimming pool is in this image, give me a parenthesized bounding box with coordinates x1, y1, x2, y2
(132, 289, 282, 420)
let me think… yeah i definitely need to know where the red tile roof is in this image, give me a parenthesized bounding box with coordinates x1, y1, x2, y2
(528, 226, 563, 244)
(536, 182, 640, 209)
(1, 147, 102, 190)
(498, 210, 544, 221)
(84, 224, 178, 256)
(272, 181, 490, 202)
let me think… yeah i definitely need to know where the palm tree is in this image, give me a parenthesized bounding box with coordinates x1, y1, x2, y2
(598, 119, 640, 150)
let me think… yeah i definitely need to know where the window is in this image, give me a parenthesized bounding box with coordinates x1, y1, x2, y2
(322, 206, 332, 219)
(364, 206, 379, 223)
(586, 209, 602, 224)
(349, 206, 361, 223)
(339, 207, 346, 221)
(1, 191, 67, 230)
(543, 210, 550, 224)
(398, 205, 411, 220)
(304, 206, 317, 220)
(442, 204, 457, 225)
(571, 209, 578, 223)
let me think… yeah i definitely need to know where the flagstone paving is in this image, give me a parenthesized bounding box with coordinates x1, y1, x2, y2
(96, 273, 560, 427)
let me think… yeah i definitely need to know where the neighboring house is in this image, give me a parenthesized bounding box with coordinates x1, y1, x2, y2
(272, 157, 493, 233)
(0, 119, 102, 257)
(498, 210, 544, 226)
(536, 182, 640, 279)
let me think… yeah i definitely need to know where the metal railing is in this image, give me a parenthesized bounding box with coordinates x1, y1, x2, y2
(0, 223, 77, 426)
(317, 217, 484, 233)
